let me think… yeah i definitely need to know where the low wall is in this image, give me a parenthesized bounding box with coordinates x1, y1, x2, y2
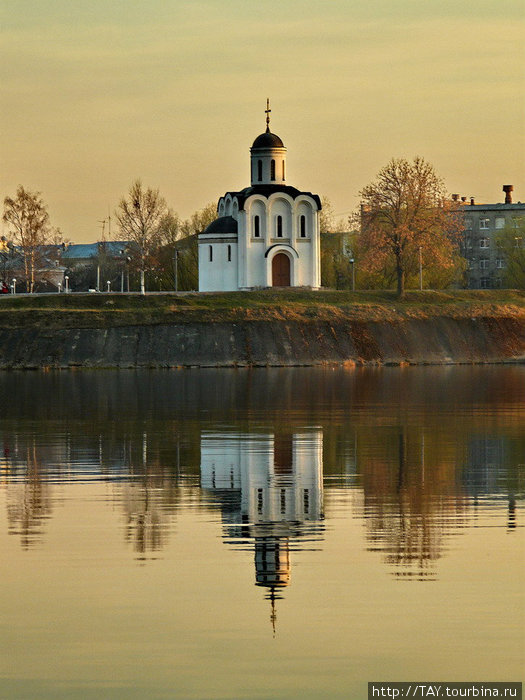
(0, 316, 524, 368)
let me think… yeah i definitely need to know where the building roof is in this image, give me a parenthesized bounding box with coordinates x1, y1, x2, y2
(61, 243, 99, 259)
(461, 203, 525, 212)
(224, 185, 322, 210)
(203, 216, 238, 234)
(251, 130, 285, 149)
(61, 241, 130, 259)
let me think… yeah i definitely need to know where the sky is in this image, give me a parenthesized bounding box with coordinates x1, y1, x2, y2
(1, 0, 524, 243)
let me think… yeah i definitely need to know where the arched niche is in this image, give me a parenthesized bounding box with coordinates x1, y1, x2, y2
(268, 196, 292, 239)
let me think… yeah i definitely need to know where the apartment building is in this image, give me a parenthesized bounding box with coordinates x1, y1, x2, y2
(457, 185, 525, 289)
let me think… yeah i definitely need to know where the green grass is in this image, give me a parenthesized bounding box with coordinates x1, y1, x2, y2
(0, 288, 524, 329)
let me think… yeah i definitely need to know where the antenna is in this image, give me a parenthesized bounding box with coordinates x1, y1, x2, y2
(98, 218, 106, 241)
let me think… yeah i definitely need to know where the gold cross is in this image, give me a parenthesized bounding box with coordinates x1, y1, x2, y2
(265, 98, 271, 131)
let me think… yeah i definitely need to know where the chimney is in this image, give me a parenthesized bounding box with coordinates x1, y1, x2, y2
(461, 196, 467, 202)
(503, 185, 513, 204)
(451, 194, 459, 202)
(470, 197, 475, 206)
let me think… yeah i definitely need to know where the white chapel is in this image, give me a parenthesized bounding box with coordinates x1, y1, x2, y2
(198, 103, 322, 291)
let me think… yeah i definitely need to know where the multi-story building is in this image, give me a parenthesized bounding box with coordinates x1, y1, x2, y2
(456, 185, 525, 289)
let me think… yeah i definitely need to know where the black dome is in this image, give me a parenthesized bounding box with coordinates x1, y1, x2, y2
(202, 216, 238, 234)
(251, 130, 285, 149)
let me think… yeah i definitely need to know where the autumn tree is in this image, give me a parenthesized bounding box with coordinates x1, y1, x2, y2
(3, 185, 53, 292)
(357, 157, 462, 297)
(495, 217, 525, 289)
(115, 180, 167, 294)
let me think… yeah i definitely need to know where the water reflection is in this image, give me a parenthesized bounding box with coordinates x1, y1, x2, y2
(0, 368, 522, 576)
(3, 435, 53, 548)
(359, 429, 470, 580)
(200, 431, 324, 631)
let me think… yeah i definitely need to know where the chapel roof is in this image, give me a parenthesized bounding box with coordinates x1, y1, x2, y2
(251, 130, 285, 150)
(224, 185, 322, 210)
(202, 216, 238, 234)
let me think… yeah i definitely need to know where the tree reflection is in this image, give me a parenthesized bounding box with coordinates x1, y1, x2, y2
(360, 428, 471, 580)
(3, 438, 53, 548)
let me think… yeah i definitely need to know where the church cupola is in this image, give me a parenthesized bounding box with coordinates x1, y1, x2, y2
(250, 99, 287, 186)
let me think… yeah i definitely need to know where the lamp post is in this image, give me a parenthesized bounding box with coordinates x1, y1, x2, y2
(58, 282, 62, 293)
(12, 278, 16, 295)
(107, 280, 111, 293)
(349, 258, 355, 292)
(419, 246, 423, 291)
(65, 275, 69, 293)
(174, 249, 178, 292)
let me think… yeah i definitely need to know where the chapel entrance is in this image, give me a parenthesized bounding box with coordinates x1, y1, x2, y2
(272, 253, 291, 286)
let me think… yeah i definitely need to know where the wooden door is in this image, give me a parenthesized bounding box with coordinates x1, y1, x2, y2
(272, 253, 290, 286)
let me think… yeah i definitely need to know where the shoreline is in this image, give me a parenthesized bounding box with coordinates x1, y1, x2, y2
(1, 290, 524, 369)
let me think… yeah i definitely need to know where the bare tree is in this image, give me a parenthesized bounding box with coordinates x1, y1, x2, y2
(3, 185, 52, 292)
(115, 180, 167, 294)
(357, 157, 462, 297)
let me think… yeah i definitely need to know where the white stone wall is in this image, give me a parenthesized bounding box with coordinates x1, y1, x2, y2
(240, 193, 320, 288)
(198, 235, 238, 292)
(250, 147, 287, 186)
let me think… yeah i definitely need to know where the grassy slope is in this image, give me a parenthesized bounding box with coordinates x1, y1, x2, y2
(0, 289, 524, 329)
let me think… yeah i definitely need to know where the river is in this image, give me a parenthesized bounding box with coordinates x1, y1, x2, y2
(1, 367, 523, 699)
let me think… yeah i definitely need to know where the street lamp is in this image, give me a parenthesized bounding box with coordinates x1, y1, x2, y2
(58, 282, 62, 293)
(349, 258, 355, 292)
(65, 275, 69, 293)
(107, 280, 111, 292)
(12, 278, 16, 294)
(419, 246, 423, 291)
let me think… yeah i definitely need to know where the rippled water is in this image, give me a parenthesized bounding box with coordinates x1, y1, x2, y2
(0, 367, 523, 699)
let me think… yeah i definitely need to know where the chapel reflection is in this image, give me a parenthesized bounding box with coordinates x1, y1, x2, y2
(200, 430, 324, 631)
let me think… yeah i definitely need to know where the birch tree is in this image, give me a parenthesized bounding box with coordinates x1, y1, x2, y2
(115, 180, 167, 294)
(3, 186, 51, 292)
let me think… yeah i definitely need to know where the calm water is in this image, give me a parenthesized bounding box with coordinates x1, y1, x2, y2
(0, 367, 523, 699)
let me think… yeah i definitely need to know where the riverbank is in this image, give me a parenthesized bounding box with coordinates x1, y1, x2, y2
(1, 289, 524, 368)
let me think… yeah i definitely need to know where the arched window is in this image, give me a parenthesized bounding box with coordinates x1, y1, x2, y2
(209, 245, 213, 262)
(282, 161, 285, 180)
(257, 160, 263, 182)
(227, 244, 231, 262)
(254, 215, 260, 238)
(277, 215, 283, 238)
(300, 215, 306, 237)
(271, 159, 276, 181)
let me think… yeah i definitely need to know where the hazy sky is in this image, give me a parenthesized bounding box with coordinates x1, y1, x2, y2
(1, 0, 524, 242)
